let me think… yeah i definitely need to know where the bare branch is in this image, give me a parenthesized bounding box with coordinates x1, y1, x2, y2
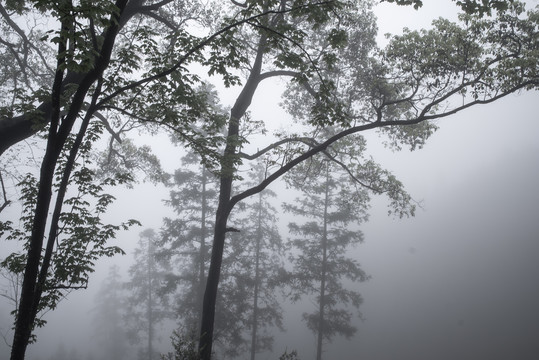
(238, 136, 316, 160)
(0, 170, 11, 213)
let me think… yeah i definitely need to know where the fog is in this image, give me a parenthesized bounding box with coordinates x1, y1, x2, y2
(1, 2, 539, 360)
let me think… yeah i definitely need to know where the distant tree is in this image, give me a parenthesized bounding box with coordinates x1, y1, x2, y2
(283, 152, 370, 360)
(159, 152, 218, 333)
(159, 153, 256, 358)
(46, 343, 80, 360)
(230, 163, 285, 360)
(125, 229, 171, 360)
(91, 265, 130, 360)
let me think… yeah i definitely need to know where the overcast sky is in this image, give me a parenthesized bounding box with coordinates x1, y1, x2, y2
(1, 2, 538, 360)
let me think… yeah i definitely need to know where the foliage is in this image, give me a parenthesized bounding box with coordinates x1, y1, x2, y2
(124, 229, 172, 360)
(282, 153, 370, 359)
(161, 330, 200, 360)
(91, 265, 130, 360)
(0, 123, 138, 338)
(158, 153, 219, 334)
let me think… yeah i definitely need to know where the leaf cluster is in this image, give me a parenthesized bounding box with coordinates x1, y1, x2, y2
(381, 0, 516, 16)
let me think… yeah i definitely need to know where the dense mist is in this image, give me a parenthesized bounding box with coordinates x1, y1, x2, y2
(1, 1, 538, 360)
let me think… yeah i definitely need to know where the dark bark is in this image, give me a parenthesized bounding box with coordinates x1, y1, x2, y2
(9, 13, 69, 358)
(28, 81, 102, 352)
(0, 0, 144, 157)
(198, 34, 266, 360)
(9, 2, 127, 358)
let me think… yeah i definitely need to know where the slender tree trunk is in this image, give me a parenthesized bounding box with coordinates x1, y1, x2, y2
(250, 193, 263, 360)
(10, 3, 126, 358)
(199, 35, 267, 360)
(10, 15, 68, 358)
(31, 81, 102, 338)
(316, 164, 330, 360)
(197, 166, 208, 332)
(148, 238, 153, 360)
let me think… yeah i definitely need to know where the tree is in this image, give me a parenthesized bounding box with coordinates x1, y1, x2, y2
(0, 2, 232, 358)
(158, 152, 218, 334)
(232, 163, 285, 360)
(1, 122, 136, 354)
(90, 265, 130, 360)
(196, 1, 538, 359)
(283, 151, 370, 360)
(161, 154, 280, 357)
(125, 229, 171, 360)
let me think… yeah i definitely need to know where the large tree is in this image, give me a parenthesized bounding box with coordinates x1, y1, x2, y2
(196, 1, 538, 359)
(0, 2, 241, 358)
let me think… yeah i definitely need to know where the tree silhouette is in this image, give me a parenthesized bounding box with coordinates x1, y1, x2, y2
(91, 265, 130, 360)
(125, 229, 171, 360)
(283, 154, 370, 360)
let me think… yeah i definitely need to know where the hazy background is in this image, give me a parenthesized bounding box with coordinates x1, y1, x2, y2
(1, 2, 538, 360)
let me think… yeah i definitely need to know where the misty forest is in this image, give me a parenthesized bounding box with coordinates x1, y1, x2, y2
(0, 0, 538, 359)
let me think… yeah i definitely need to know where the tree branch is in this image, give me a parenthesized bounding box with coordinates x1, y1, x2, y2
(228, 69, 536, 213)
(238, 136, 316, 160)
(0, 170, 11, 213)
(97, 1, 336, 108)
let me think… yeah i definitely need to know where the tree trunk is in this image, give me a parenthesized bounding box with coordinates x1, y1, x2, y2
(10, 16, 69, 357)
(197, 165, 208, 332)
(9, 3, 126, 358)
(316, 163, 330, 360)
(198, 34, 267, 360)
(148, 237, 153, 360)
(250, 193, 263, 360)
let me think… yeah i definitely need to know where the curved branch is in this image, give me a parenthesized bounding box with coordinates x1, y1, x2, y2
(319, 150, 384, 194)
(238, 136, 316, 160)
(0, 170, 11, 213)
(422, 79, 537, 121)
(258, 69, 299, 81)
(231, 0, 248, 8)
(228, 73, 535, 213)
(97, 1, 336, 108)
